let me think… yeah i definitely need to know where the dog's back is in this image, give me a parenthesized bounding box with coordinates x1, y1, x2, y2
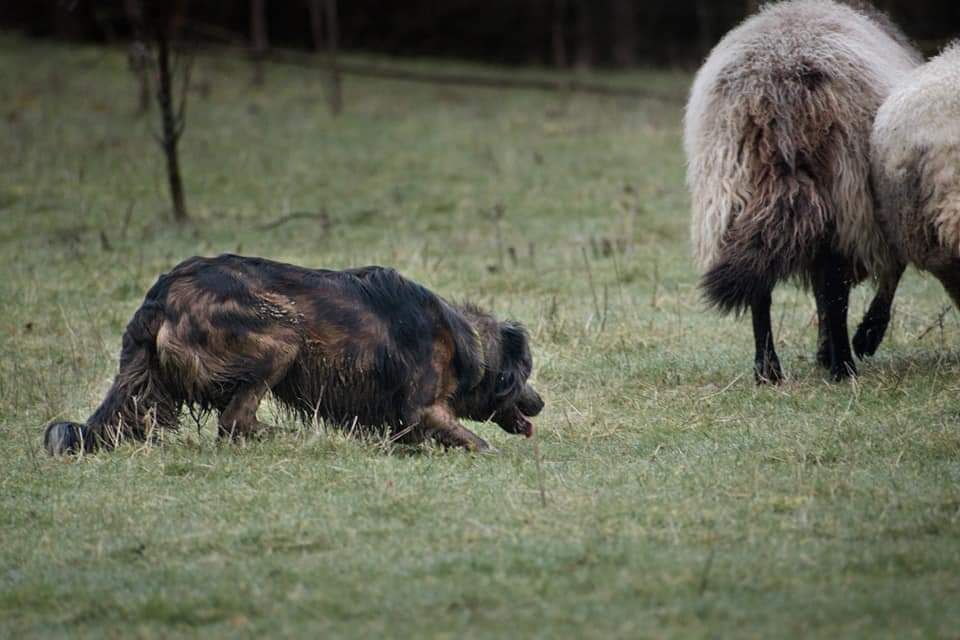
(149, 255, 478, 429)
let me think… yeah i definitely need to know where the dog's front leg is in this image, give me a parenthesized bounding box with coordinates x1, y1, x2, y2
(421, 405, 491, 452)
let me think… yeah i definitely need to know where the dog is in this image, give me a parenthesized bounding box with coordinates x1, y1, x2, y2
(44, 254, 544, 454)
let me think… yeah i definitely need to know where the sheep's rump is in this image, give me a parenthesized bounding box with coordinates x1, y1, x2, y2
(684, 0, 920, 309)
(871, 42, 960, 272)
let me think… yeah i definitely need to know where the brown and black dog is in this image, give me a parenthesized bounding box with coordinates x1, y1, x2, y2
(44, 254, 544, 454)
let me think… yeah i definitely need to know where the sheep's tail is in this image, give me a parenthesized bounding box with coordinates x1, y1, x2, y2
(46, 299, 179, 454)
(699, 185, 824, 315)
(700, 257, 780, 315)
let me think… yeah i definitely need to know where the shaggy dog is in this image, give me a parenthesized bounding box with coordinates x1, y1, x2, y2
(684, 0, 920, 382)
(853, 42, 960, 353)
(44, 255, 544, 454)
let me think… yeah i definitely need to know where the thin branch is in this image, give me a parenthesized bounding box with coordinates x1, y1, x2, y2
(174, 48, 193, 137)
(165, 39, 194, 141)
(915, 305, 953, 341)
(581, 246, 601, 322)
(256, 210, 331, 231)
(154, 28, 189, 221)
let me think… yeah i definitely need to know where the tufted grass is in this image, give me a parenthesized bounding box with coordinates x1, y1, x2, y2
(1, 35, 958, 638)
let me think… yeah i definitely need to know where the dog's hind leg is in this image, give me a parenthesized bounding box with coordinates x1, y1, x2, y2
(218, 336, 297, 438)
(421, 405, 491, 452)
(218, 382, 273, 440)
(217, 347, 298, 441)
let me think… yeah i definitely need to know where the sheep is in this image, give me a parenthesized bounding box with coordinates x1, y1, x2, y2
(684, 0, 920, 383)
(852, 42, 960, 356)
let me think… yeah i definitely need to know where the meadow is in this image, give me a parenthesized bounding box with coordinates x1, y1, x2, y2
(1, 36, 958, 638)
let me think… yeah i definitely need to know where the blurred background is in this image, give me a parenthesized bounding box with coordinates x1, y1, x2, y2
(4, 0, 958, 68)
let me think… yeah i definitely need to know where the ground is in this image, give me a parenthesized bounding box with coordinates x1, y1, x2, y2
(1, 36, 958, 638)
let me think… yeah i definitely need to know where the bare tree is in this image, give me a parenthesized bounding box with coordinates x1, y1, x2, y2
(124, 2, 190, 222)
(133, 2, 192, 223)
(154, 29, 190, 222)
(250, 0, 268, 85)
(309, 0, 342, 114)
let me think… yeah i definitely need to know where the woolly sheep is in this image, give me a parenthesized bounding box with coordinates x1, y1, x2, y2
(684, 0, 920, 382)
(854, 42, 960, 355)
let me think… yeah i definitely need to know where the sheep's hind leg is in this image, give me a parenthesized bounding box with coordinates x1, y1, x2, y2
(932, 262, 960, 311)
(853, 264, 904, 359)
(751, 290, 784, 384)
(813, 251, 856, 381)
(814, 284, 832, 369)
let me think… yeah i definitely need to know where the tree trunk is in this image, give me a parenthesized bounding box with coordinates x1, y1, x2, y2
(552, 0, 567, 68)
(610, 0, 636, 67)
(574, 0, 593, 70)
(124, 0, 150, 115)
(308, 0, 323, 52)
(156, 32, 188, 222)
(322, 0, 342, 115)
(250, 0, 268, 85)
(525, 0, 547, 65)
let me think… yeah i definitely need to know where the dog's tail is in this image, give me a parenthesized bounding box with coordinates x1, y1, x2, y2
(45, 295, 180, 455)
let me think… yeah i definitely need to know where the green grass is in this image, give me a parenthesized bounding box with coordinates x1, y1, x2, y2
(2, 35, 959, 638)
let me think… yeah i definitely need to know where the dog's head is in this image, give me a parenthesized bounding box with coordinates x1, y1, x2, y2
(488, 321, 544, 437)
(460, 318, 544, 437)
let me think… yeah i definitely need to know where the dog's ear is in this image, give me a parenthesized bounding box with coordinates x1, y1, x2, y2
(495, 321, 531, 401)
(500, 321, 530, 368)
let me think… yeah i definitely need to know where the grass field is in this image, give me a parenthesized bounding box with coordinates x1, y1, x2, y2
(2, 35, 959, 638)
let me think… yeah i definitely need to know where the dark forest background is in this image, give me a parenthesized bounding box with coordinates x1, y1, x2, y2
(3, 0, 958, 67)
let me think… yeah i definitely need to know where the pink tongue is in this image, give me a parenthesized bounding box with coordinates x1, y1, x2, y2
(519, 414, 534, 438)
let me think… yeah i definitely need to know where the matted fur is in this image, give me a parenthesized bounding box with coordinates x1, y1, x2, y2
(684, 0, 920, 311)
(871, 42, 960, 275)
(44, 255, 543, 454)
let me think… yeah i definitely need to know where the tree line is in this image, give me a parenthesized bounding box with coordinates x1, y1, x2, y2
(4, 0, 957, 67)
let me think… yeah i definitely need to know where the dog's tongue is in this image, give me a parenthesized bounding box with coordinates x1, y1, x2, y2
(517, 412, 534, 438)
